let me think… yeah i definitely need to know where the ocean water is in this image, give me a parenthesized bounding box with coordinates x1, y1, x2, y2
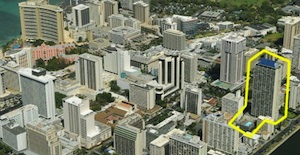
(0, 0, 62, 46)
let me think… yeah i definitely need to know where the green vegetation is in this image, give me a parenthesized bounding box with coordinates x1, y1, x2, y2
(220, 0, 267, 7)
(147, 110, 172, 125)
(91, 92, 115, 111)
(109, 80, 121, 93)
(35, 57, 72, 71)
(262, 33, 283, 43)
(288, 111, 297, 119)
(156, 99, 167, 108)
(68, 71, 76, 79)
(55, 92, 67, 109)
(1, 38, 16, 52)
(0, 142, 12, 155)
(66, 44, 89, 55)
(32, 39, 56, 47)
(137, 37, 163, 51)
(187, 122, 198, 135)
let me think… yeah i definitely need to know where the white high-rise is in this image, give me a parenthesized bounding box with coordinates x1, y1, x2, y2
(114, 114, 145, 155)
(221, 90, 243, 120)
(87, 0, 105, 26)
(203, 112, 239, 154)
(220, 34, 246, 84)
(72, 4, 90, 27)
(130, 83, 156, 110)
(103, 0, 118, 22)
(169, 133, 207, 155)
(181, 53, 198, 83)
(133, 1, 149, 23)
(63, 96, 101, 148)
(0, 68, 5, 95)
(180, 84, 202, 115)
(163, 29, 186, 51)
(292, 34, 300, 71)
(19, 68, 56, 119)
(283, 17, 300, 50)
(157, 53, 184, 100)
(103, 47, 131, 76)
(289, 76, 300, 109)
(75, 53, 103, 91)
(0, 104, 38, 138)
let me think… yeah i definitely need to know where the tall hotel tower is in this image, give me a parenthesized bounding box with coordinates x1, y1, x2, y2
(75, 53, 103, 91)
(19, 0, 64, 43)
(220, 34, 246, 84)
(251, 58, 282, 120)
(19, 68, 56, 119)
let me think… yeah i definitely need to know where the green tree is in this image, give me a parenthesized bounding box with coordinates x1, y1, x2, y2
(68, 72, 76, 79)
(78, 37, 83, 43)
(110, 80, 120, 93)
(45, 41, 56, 46)
(55, 92, 67, 109)
(32, 39, 45, 47)
(35, 58, 45, 68)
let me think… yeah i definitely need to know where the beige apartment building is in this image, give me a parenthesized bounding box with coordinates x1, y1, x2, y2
(19, 0, 64, 43)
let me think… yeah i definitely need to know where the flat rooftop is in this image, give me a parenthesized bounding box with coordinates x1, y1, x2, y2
(257, 58, 279, 69)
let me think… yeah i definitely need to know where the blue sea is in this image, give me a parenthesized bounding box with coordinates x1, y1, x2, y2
(0, 0, 62, 46)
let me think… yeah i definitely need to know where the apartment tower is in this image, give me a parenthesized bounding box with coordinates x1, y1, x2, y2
(163, 29, 186, 51)
(220, 34, 246, 84)
(19, 68, 56, 119)
(19, 0, 64, 43)
(251, 58, 282, 120)
(75, 53, 103, 91)
(133, 1, 150, 23)
(283, 17, 300, 50)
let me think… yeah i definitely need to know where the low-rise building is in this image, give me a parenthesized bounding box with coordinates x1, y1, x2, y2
(2, 122, 27, 151)
(109, 26, 141, 45)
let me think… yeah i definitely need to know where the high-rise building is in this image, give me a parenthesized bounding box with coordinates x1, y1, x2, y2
(169, 133, 207, 155)
(251, 58, 282, 120)
(0, 65, 21, 92)
(149, 128, 185, 155)
(72, 4, 90, 28)
(283, 17, 300, 49)
(26, 120, 62, 155)
(289, 76, 300, 109)
(220, 34, 246, 84)
(19, 68, 56, 119)
(103, 46, 131, 76)
(0, 68, 5, 95)
(203, 112, 239, 154)
(109, 14, 141, 30)
(181, 53, 198, 83)
(0, 104, 38, 138)
(2, 122, 27, 152)
(180, 84, 202, 115)
(87, 0, 105, 26)
(63, 96, 101, 148)
(19, 0, 64, 43)
(130, 83, 156, 110)
(133, 1, 149, 23)
(75, 53, 103, 91)
(103, 0, 118, 22)
(293, 34, 300, 71)
(221, 90, 243, 120)
(114, 114, 146, 155)
(157, 53, 185, 100)
(172, 15, 199, 36)
(160, 18, 178, 32)
(163, 29, 186, 51)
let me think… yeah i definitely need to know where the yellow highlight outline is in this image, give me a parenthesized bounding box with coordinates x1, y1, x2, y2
(228, 49, 291, 138)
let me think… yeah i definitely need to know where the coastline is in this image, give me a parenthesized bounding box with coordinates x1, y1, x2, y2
(266, 123, 300, 155)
